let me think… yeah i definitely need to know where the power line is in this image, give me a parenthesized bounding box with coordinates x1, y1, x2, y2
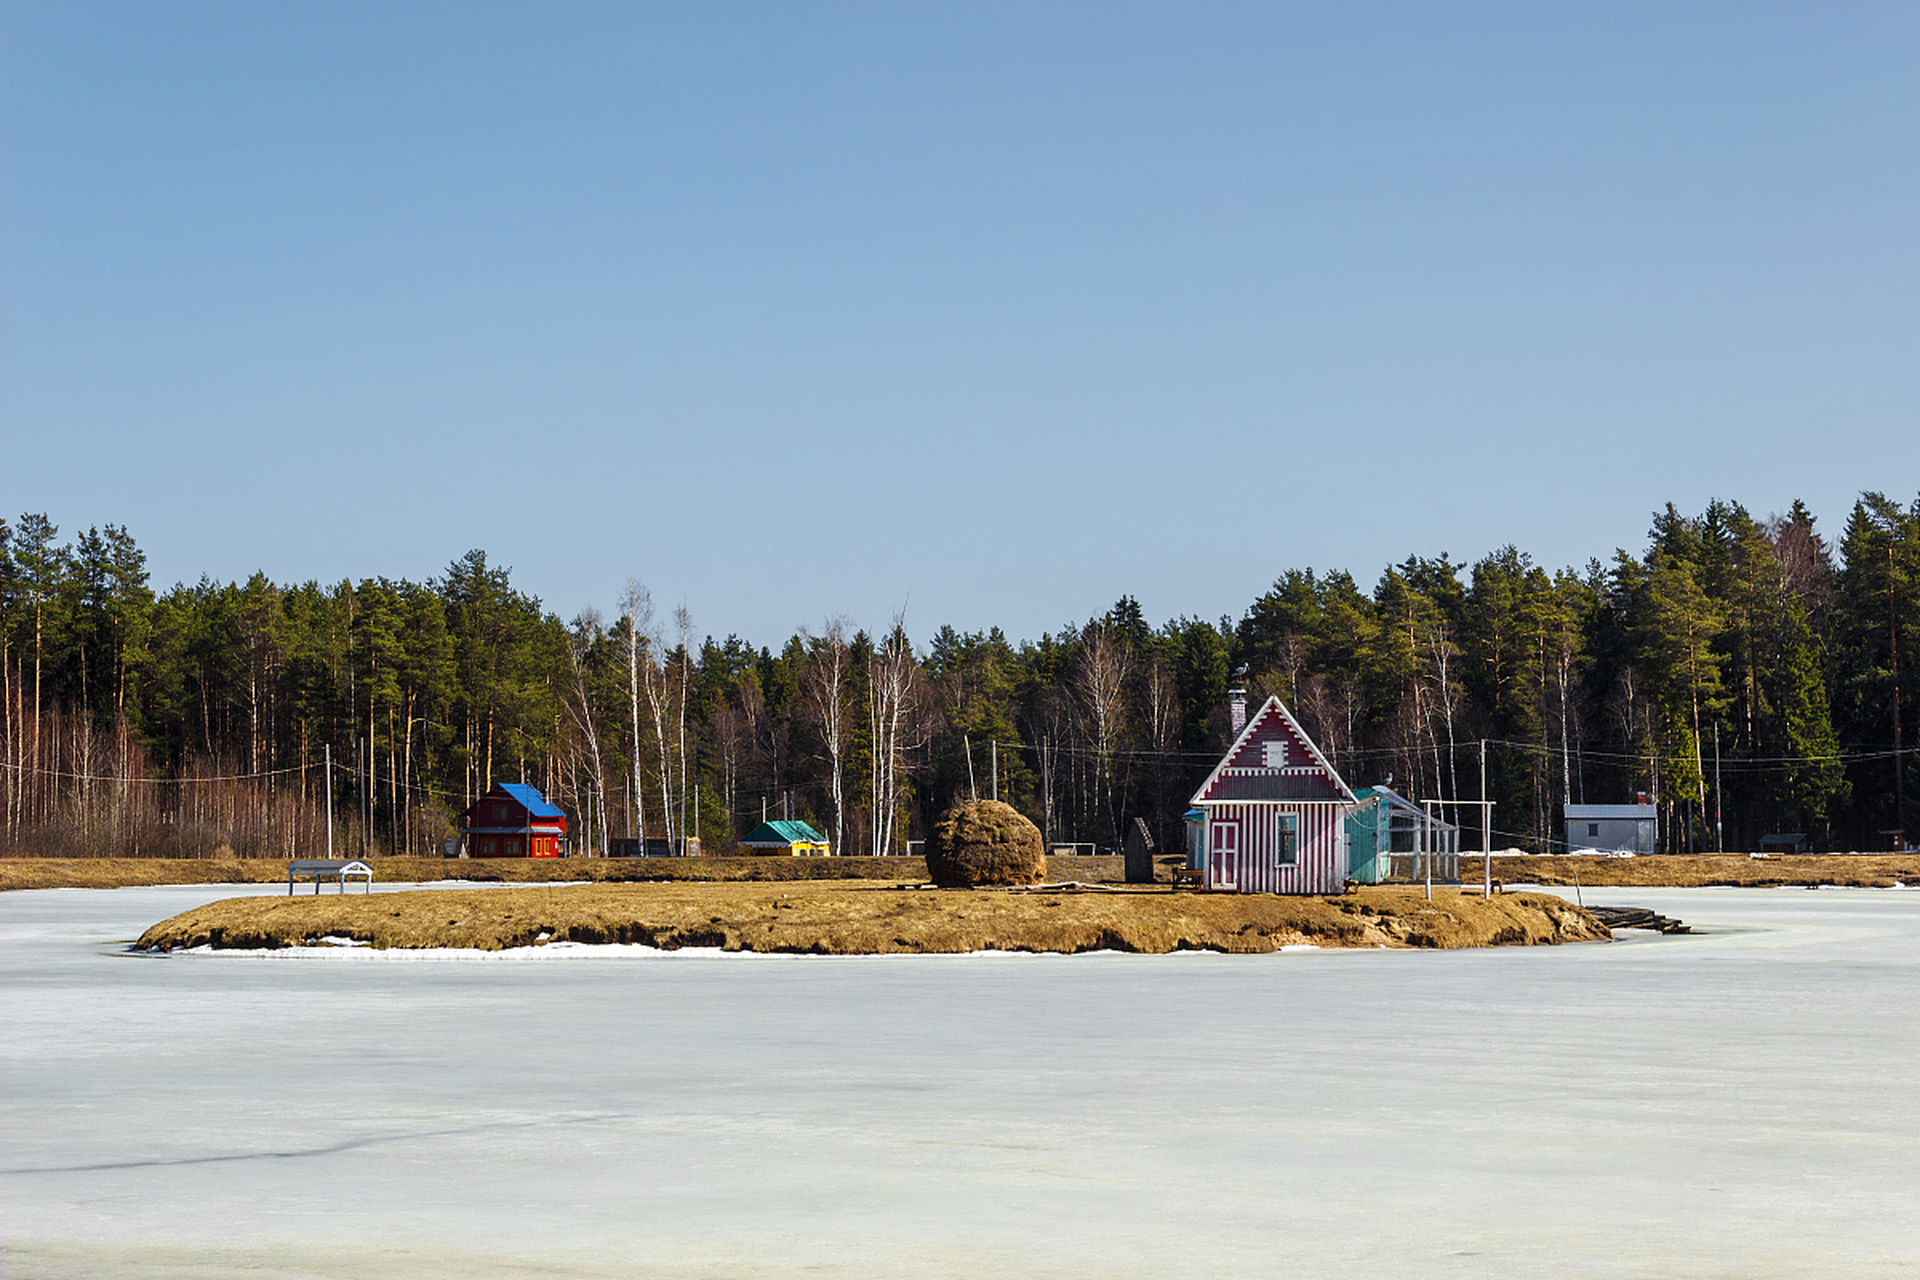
(0, 760, 309, 785)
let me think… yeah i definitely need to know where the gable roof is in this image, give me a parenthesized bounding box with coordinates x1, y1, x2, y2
(496, 783, 566, 818)
(1190, 695, 1357, 806)
(741, 819, 828, 845)
(1351, 783, 1444, 819)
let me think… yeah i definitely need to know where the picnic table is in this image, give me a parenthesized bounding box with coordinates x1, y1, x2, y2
(286, 859, 374, 895)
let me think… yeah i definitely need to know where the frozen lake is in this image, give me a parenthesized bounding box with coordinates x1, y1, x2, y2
(4, 882, 1918, 1279)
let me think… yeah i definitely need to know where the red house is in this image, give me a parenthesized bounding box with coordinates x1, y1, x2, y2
(460, 783, 569, 858)
(1187, 696, 1356, 894)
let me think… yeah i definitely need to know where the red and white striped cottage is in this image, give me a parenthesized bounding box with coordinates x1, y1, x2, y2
(1188, 696, 1357, 894)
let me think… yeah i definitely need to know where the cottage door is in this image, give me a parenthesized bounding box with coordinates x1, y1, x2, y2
(1209, 820, 1239, 890)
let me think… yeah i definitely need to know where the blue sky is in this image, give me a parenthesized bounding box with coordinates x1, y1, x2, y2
(4, 2, 1914, 644)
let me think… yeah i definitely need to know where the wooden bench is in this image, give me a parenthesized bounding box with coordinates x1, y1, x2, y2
(287, 859, 374, 896)
(1171, 867, 1204, 891)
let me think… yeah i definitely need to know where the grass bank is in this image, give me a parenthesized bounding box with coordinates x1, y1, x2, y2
(0, 854, 1138, 891)
(1470, 852, 1920, 889)
(12, 852, 1915, 893)
(134, 881, 1607, 954)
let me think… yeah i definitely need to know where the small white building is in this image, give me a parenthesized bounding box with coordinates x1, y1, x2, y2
(1565, 803, 1656, 855)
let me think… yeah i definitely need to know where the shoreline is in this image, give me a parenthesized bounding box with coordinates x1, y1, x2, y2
(7, 850, 1916, 893)
(132, 880, 1609, 955)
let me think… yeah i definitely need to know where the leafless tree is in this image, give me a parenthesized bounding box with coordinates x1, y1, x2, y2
(867, 612, 919, 856)
(637, 613, 677, 850)
(1425, 615, 1462, 802)
(565, 610, 609, 856)
(674, 605, 694, 845)
(1766, 513, 1834, 610)
(1144, 655, 1179, 845)
(1075, 626, 1131, 842)
(802, 618, 853, 854)
(618, 580, 653, 841)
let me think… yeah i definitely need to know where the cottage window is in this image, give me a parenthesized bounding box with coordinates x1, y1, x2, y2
(1277, 813, 1298, 867)
(1263, 741, 1288, 769)
(1588, 823, 1599, 837)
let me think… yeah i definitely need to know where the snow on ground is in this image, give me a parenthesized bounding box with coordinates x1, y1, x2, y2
(3, 882, 1918, 1279)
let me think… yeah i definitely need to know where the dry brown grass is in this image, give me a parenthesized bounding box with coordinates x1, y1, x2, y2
(18, 851, 1915, 894)
(0, 858, 295, 891)
(1472, 852, 1920, 889)
(133, 882, 1608, 954)
(0, 854, 1138, 891)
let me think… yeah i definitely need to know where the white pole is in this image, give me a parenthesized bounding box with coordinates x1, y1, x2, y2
(1714, 723, 1723, 853)
(1423, 802, 1432, 900)
(1481, 739, 1492, 898)
(324, 742, 333, 860)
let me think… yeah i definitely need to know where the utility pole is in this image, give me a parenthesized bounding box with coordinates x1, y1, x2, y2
(324, 742, 333, 860)
(1714, 724, 1723, 853)
(363, 737, 373, 858)
(991, 740, 998, 803)
(1422, 801, 1432, 901)
(1481, 739, 1492, 898)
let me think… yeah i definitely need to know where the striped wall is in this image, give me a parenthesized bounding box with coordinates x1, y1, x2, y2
(1198, 801, 1348, 895)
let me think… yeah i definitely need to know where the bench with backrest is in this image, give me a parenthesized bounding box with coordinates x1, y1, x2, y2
(286, 859, 374, 895)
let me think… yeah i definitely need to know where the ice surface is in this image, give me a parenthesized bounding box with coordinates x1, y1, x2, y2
(4, 882, 1918, 1278)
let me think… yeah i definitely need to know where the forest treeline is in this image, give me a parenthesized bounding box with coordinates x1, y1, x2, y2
(1, 493, 1915, 860)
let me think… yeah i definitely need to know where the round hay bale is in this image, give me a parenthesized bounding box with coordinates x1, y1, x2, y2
(927, 800, 1046, 888)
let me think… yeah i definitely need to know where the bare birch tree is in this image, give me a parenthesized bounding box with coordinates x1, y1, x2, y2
(565, 610, 609, 856)
(643, 632, 675, 851)
(803, 617, 852, 855)
(674, 605, 693, 846)
(1075, 626, 1131, 842)
(1425, 615, 1462, 802)
(867, 613, 918, 857)
(618, 580, 653, 842)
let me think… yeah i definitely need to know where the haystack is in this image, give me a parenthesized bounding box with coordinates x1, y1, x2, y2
(927, 800, 1046, 888)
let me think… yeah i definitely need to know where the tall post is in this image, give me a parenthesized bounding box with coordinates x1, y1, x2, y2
(1422, 802, 1432, 900)
(1481, 739, 1491, 898)
(991, 740, 998, 803)
(1713, 723, 1723, 853)
(324, 742, 333, 860)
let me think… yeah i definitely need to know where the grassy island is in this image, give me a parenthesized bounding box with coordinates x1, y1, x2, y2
(134, 881, 1609, 954)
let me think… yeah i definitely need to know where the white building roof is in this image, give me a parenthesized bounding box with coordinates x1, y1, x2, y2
(1564, 804, 1655, 820)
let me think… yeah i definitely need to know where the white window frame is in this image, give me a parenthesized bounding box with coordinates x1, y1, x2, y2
(1276, 812, 1299, 867)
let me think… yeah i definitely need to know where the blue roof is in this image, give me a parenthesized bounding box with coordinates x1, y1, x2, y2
(497, 783, 565, 818)
(741, 819, 827, 845)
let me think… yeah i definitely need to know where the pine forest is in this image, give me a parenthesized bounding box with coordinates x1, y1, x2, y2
(2, 493, 1916, 861)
